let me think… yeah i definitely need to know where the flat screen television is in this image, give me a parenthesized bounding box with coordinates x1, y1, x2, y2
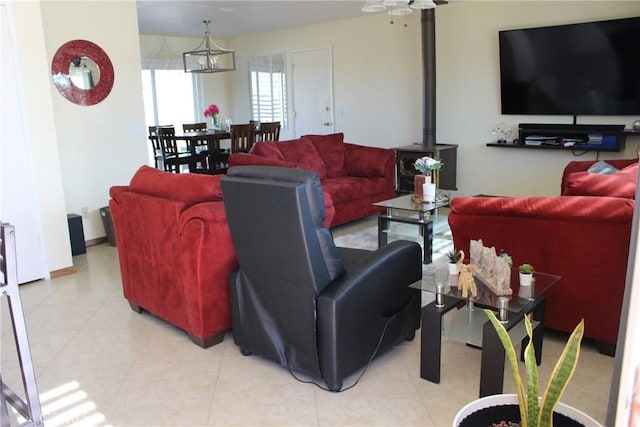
(499, 17, 640, 116)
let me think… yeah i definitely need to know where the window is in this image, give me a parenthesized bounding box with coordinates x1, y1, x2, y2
(141, 69, 198, 128)
(249, 53, 287, 127)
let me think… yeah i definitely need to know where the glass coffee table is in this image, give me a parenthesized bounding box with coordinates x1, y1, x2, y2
(412, 265, 560, 397)
(373, 191, 457, 264)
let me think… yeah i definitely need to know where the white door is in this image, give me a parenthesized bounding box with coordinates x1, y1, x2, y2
(291, 47, 334, 137)
(1, 5, 47, 284)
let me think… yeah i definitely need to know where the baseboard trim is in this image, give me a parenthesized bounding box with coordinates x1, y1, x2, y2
(86, 237, 107, 247)
(50, 266, 77, 278)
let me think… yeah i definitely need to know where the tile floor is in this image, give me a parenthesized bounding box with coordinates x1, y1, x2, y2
(1, 215, 613, 426)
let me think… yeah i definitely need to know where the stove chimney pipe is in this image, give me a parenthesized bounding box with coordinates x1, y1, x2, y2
(421, 9, 436, 149)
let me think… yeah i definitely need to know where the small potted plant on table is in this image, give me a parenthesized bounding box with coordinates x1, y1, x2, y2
(519, 263, 534, 287)
(447, 249, 462, 275)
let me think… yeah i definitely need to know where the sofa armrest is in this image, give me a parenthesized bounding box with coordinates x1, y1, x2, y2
(178, 201, 237, 338)
(317, 240, 421, 384)
(450, 195, 634, 223)
(343, 143, 395, 178)
(109, 185, 130, 200)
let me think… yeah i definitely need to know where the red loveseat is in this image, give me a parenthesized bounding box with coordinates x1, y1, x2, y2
(109, 166, 238, 348)
(228, 133, 396, 227)
(448, 159, 637, 354)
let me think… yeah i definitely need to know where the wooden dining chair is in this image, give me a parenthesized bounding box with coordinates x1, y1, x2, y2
(230, 124, 257, 153)
(182, 122, 207, 132)
(182, 122, 211, 166)
(259, 121, 281, 142)
(157, 127, 206, 173)
(148, 125, 173, 169)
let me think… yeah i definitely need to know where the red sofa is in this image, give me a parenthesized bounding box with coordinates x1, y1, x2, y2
(109, 166, 238, 348)
(228, 133, 396, 227)
(448, 159, 637, 354)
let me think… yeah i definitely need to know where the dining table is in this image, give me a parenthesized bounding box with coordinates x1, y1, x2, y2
(149, 129, 232, 174)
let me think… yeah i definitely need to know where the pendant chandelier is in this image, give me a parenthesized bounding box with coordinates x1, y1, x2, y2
(361, 0, 438, 15)
(183, 20, 236, 73)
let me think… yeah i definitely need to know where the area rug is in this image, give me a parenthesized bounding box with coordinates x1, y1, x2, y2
(333, 224, 451, 274)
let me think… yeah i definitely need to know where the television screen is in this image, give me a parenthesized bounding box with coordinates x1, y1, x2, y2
(499, 17, 640, 116)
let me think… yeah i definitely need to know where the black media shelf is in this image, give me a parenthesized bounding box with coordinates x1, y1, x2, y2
(487, 123, 630, 152)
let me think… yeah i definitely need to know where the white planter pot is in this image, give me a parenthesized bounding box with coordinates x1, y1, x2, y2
(519, 272, 533, 287)
(453, 394, 602, 427)
(448, 262, 458, 275)
(423, 182, 436, 203)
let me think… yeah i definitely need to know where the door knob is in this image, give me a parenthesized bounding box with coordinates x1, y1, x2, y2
(324, 121, 331, 126)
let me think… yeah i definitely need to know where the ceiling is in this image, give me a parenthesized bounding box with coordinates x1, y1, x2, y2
(136, 1, 371, 39)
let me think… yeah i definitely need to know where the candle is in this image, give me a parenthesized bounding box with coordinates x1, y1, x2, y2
(423, 182, 436, 203)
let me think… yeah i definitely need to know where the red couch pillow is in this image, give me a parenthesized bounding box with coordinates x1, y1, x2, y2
(302, 133, 346, 178)
(249, 140, 286, 161)
(129, 165, 223, 204)
(563, 163, 638, 199)
(277, 138, 328, 179)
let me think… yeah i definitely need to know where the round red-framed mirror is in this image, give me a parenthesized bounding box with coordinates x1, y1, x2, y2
(51, 40, 114, 106)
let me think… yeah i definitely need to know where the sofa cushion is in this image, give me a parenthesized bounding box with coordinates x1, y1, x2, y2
(228, 153, 298, 169)
(277, 138, 328, 179)
(249, 140, 286, 161)
(563, 163, 638, 199)
(302, 133, 346, 178)
(344, 143, 392, 178)
(129, 165, 223, 204)
(322, 176, 388, 204)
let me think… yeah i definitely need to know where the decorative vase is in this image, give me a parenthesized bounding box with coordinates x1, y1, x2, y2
(519, 272, 533, 287)
(423, 182, 436, 203)
(448, 262, 458, 275)
(211, 114, 220, 129)
(414, 174, 428, 198)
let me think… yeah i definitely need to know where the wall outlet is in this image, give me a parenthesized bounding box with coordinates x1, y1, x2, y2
(81, 206, 89, 218)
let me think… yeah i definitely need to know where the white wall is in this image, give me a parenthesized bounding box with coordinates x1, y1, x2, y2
(227, 1, 640, 197)
(40, 1, 148, 242)
(227, 12, 423, 145)
(9, 0, 71, 273)
(436, 1, 639, 196)
(7, 0, 147, 274)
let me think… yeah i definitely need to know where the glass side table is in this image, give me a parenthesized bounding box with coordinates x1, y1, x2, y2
(411, 264, 560, 397)
(373, 191, 460, 264)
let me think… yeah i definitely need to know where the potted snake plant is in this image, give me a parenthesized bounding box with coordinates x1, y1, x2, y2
(453, 311, 601, 427)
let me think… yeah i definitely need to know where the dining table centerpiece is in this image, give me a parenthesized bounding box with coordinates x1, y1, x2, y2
(413, 155, 443, 202)
(204, 103, 221, 129)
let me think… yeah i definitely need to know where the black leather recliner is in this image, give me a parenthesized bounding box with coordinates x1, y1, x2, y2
(221, 166, 422, 391)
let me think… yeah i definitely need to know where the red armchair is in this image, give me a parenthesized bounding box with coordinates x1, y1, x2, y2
(448, 159, 637, 354)
(109, 166, 237, 348)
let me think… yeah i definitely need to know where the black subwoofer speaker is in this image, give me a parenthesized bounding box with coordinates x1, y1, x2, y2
(67, 214, 86, 256)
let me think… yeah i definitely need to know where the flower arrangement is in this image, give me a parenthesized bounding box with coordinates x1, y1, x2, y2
(203, 104, 220, 118)
(413, 156, 443, 176)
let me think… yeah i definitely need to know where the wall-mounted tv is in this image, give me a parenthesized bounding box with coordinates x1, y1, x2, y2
(499, 17, 640, 116)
